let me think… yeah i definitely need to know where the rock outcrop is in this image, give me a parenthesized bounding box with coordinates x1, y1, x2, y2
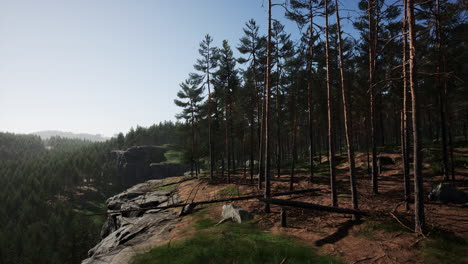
(111, 146, 189, 185)
(82, 180, 180, 264)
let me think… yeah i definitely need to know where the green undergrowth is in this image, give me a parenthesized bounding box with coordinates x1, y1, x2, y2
(132, 208, 341, 264)
(422, 229, 468, 264)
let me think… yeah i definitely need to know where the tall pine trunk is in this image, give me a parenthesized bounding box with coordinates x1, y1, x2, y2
(408, 0, 425, 233)
(264, 0, 272, 213)
(368, 0, 379, 195)
(324, 0, 337, 207)
(250, 91, 255, 183)
(401, 0, 411, 211)
(225, 94, 231, 184)
(258, 87, 265, 189)
(335, 0, 358, 217)
(435, 0, 449, 181)
(290, 82, 298, 191)
(276, 46, 282, 178)
(207, 51, 214, 181)
(307, 0, 315, 182)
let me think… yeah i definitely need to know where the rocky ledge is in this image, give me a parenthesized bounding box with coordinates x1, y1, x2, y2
(82, 180, 181, 264)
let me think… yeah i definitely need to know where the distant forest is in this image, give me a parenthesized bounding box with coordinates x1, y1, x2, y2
(0, 122, 184, 264)
(0, 0, 466, 263)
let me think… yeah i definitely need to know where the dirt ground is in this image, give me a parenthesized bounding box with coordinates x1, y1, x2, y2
(169, 150, 468, 264)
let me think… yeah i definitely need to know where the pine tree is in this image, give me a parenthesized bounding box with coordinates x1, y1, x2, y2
(192, 34, 218, 180)
(237, 19, 267, 183)
(174, 77, 204, 177)
(214, 40, 239, 183)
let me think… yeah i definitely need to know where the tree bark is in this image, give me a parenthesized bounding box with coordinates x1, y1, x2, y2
(307, 0, 315, 182)
(206, 44, 214, 181)
(335, 0, 358, 218)
(290, 88, 298, 191)
(264, 0, 272, 213)
(401, 0, 411, 211)
(258, 81, 265, 190)
(276, 39, 282, 178)
(369, 0, 379, 195)
(408, 0, 425, 233)
(435, 0, 449, 181)
(324, 0, 337, 207)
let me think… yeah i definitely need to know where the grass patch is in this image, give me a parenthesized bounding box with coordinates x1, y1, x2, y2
(422, 230, 468, 264)
(217, 186, 241, 197)
(194, 217, 217, 230)
(132, 219, 341, 264)
(357, 219, 407, 238)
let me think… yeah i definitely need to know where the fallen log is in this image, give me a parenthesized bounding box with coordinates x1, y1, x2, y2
(258, 198, 367, 215)
(84, 188, 321, 216)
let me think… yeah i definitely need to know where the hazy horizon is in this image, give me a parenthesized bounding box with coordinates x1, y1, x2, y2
(0, 0, 357, 137)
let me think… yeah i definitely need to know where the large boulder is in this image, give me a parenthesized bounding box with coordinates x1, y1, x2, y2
(428, 183, 468, 204)
(221, 204, 253, 223)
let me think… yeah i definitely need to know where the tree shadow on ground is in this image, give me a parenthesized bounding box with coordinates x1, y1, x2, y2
(315, 219, 362, 246)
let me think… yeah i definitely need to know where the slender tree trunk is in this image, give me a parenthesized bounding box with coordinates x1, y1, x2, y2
(324, 0, 337, 207)
(207, 52, 214, 180)
(369, 0, 379, 194)
(307, 0, 315, 182)
(258, 88, 265, 189)
(435, 0, 449, 181)
(264, 0, 272, 213)
(250, 106, 255, 183)
(402, 0, 411, 211)
(250, 62, 258, 183)
(290, 84, 298, 191)
(226, 96, 231, 184)
(276, 48, 282, 178)
(230, 103, 234, 176)
(335, 0, 358, 218)
(447, 101, 456, 185)
(408, 0, 425, 233)
(191, 112, 195, 178)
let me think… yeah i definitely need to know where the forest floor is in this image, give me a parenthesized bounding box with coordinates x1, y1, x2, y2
(146, 149, 468, 264)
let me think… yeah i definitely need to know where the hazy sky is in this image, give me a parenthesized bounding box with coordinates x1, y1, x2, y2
(0, 0, 358, 137)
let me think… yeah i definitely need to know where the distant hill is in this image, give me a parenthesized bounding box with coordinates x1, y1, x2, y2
(31, 130, 109, 142)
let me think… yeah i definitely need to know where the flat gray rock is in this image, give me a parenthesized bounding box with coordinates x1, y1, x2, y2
(221, 204, 253, 223)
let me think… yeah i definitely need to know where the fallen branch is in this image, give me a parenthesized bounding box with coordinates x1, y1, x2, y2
(389, 212, 414, 232)
(83, 188, 321, 217)
(258, 198, 367, 215)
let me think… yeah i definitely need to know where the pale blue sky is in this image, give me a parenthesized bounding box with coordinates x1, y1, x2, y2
(0, 0, 359, 137)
